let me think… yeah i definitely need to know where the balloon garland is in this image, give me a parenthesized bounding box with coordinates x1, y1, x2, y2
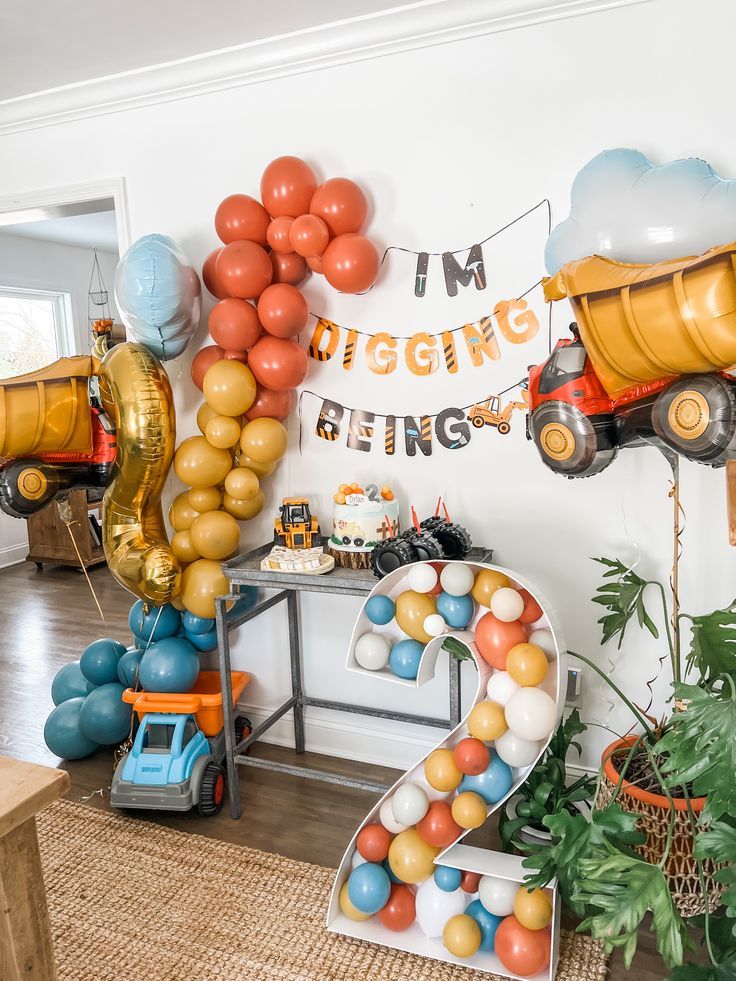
(173, 157, 380, 618)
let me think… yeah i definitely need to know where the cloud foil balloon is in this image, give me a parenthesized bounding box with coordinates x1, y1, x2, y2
(545, 148, 736, 274)
(115, 234, 201, 361)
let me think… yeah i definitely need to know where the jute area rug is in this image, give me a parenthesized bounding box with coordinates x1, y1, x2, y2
(38, 799, 608, 981)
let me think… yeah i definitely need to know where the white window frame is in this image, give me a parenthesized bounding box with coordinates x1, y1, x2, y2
(0, 284, 76, 362)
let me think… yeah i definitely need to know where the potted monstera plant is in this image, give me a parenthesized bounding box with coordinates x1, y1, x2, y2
(519, 557, 736, 978)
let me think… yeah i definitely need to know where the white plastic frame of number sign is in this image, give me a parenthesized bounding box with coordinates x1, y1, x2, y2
(328, 561, 565, 981)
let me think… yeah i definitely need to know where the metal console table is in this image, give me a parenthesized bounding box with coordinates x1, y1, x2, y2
(215, 543, 493, 819)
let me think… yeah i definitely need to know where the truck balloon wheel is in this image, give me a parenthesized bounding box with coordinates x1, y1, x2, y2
(668, 390, 710, 440)
(531, 401, 617, 477)
(653, 375, 736, 464)
(197, 762, 226, 817)
(539, 421, 576, 461)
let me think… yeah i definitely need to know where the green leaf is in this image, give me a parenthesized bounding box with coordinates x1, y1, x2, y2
(574, 838, 689, 969)
(655, 684, 736, 823)
(668, 963, 736, 980)
(689, 913, 736, 963)
(696, 821, 736, 938)
(687, 602, 736, 685)
(591, 557, 660, 649)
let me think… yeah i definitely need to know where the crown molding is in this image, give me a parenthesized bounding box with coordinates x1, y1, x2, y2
(0, 0, 650, 138)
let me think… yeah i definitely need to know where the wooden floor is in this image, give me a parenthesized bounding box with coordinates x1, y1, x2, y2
(0, 559, 677, 979)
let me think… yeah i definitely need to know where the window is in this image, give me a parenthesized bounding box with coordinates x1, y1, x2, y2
(0, 286, 75, 378)
(538, 344, 588, 395)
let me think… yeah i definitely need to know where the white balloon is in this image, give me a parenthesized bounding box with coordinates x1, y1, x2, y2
(392, 782, 429, 826)
(415, 877, 467, 938)
(505, 688, 558, 741)
(495, 729, 542, 768)
(490, 587, 525, 623)
(439, 564, 474, 596)
(478, 875, 517, 917)
(486, 671, 519, 707)
(380, 796, 409, 835)
(351, 850, 368, 869)
(423, 614, 448, 638)
(407, 564, 438, 594)
(354, 632, 391, 671)
(529, 627, 557, 661)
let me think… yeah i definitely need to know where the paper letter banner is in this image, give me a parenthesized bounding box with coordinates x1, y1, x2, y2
(299, 387, 529, 457)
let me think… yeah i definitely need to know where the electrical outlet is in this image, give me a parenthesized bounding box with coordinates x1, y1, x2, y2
(565, 666, 583, 705)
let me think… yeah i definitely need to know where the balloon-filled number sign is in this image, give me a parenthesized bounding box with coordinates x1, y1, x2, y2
(328, 561, 564, 979)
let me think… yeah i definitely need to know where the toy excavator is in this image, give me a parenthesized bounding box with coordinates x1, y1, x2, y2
(467, 391, 529, 434)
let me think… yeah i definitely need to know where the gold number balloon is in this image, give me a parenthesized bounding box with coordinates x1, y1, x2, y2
(99, 342, 180, 606)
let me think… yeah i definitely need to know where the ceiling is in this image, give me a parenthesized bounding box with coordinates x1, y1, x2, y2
(0, 211, 118, 252)
(0, 0, 426, 101)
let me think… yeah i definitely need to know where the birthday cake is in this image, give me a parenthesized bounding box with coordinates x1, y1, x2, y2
(328, 482, 400, 569)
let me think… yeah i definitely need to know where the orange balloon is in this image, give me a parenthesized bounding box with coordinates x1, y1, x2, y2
(519, 588, 544, 624)
(208, 298, 262, 351)
(289, 214, 330, 258)
(356, 823, 392, 862)
(310, 178, 368, 236)
(224, 349, 248, 363)
(215, 194, 270, 246)
(260, 156, 317, 218)
(475, 613, 528, 670)
(306, 254, 324, 274)
(451, 792, 487, 830)
(387, 829, 439, 885)
(416, 800, 462, 848)
(453, 737, 491, 776)
(257, 284, 308, 339)
(494, 917, 551, 977)
(424, 748, 462, 793)
(461, 871, 482, 894)
(266, 216, 295, 253)
(270, 250, 308, 286)
(202, 248, 229, 299)
(506, 643, 548, 687)
(467, 701, 508, 742)
(244, 386, 291, 422)
(180, 558, 229, 619)
(377, 883, 416, 932)
(395, 590, 436, 644)
(248, 336, 308, 392)
(514, 888, 553, 931)
(472, 569, 510, 608)
(216, 241, 273, 300)
(322, 233, 379, 294)
(191, 345, 225, 391)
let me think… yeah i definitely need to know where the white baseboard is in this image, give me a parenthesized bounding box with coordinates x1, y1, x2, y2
(0, 543, 27, 570)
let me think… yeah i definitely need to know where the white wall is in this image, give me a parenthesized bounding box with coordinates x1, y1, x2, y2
(0, 0, 732, 769)
(0, 234, 118, 567)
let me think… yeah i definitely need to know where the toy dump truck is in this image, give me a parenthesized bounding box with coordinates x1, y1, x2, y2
(274, 497, 321, 549)
(0, 355, 116, 516)
(529, 241, 736, 476)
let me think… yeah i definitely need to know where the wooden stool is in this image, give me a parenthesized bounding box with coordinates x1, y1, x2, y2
(0, 756, 69, 980)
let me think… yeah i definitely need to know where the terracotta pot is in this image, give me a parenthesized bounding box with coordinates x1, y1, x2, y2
(598, 736, 718, 916)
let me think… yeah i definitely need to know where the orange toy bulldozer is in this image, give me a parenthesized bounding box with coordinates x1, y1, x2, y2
(0, 355, 116, 518)
(273, 498, 321, 549)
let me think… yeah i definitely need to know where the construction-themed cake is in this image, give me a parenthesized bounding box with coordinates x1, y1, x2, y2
(329, 482, 400, 569)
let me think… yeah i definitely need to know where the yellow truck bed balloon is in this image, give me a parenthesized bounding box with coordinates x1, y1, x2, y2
(544, 241, 736, 399)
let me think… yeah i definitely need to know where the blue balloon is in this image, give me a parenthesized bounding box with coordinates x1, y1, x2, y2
(117, 647, 142, 688)
(348, 863, 391, 914)
(226, 588, 259, 623)
(465, 899, 502, 952)
(114, 234, 201, 361)
(183, 628, 217, 652)
(434, 865, 463, 892)
(79, 683, 131, 745)
(129, 600, 182, 643)
(80, 638, 126, 685)
(51, 661, 96, 705)
(436, 591, 475, 628)
(365, 595, 396, 626)
(181, 611, 215, 635)
(383, 859, 404, 884)
(459, 754, 513, 804)
(44, 697, 99, 759)
(389, 639, 424, 680)
(139, 637, 200, 693)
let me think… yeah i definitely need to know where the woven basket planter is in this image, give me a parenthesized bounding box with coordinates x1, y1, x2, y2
(597, 737, 722, 917)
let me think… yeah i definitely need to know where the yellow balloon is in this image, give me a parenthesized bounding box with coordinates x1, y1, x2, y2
(171, 530, 200, 564)
(190, 510, 241, 560)
(224, 467, 260, 501)
(174, 436, 232, 489)
(514, 886, 553, 931)
(467, 701, 508, 742)
(223, 490, 265, 521)
(240, 417, 288, 464)
(169, 491, 200, 532)
(443, 915, 481, 958)
(424, 749, 462, 793)
(472, 569, 510, 608)
(188, 486, 222, 513)
(339, 882, 371, 922)
(180, 559, 229, 619)
(203, 360, 256, 417)
(239, 453, 276, 479)
(205, 414, 242, 449)
(451, 792, 487, 830)
(196, 401, 218, 435)
(506, 643, 548, 687)
(171, 594, 186, 611)
(395, 590, 436, 644)
(387, 830, 439, 885)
